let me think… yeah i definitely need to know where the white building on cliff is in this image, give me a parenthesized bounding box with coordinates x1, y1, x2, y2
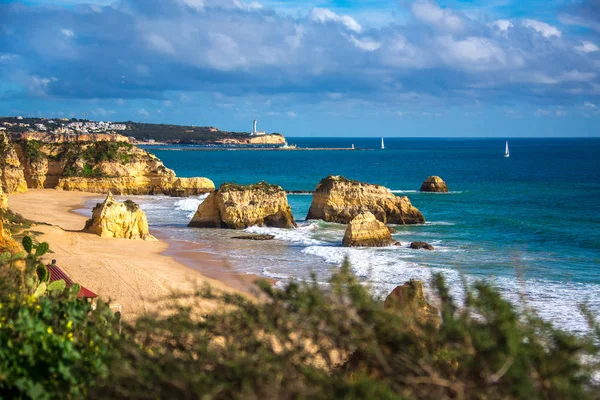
(251, 119, 266, 136)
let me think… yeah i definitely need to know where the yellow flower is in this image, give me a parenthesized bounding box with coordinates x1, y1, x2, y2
(47, 327, 53, 334)
(66, 320, 73, 330)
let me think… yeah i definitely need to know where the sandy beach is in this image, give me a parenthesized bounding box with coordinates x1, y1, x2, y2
(7, 189, 259, 319)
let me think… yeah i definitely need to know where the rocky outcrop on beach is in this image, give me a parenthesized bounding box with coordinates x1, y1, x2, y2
(342, 212, 394, 247)
(306, 175, 425, 225)
(420, 176, 449, 193)
(384, 280, 438, 324)
(83, 193, 156, 241)
(410, 241, 434, 250)
(188, 182, 296, 229)
(0, 133, 28, 193)
(6, 134, 214, 196)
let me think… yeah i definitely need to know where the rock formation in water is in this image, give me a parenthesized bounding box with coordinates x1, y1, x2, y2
(306, 175, 425, 225)
(232, 234, 275, 241)
(0, 133, 28, 193)
(188, 182, 296, 229)
(342, 212, 394, 247)
(83, 193, 156, 241)
(410, 241, 434, 250)
(420, 176, 449, 193)
(384, 280, 439, 324)
(6, 133, 214, 196)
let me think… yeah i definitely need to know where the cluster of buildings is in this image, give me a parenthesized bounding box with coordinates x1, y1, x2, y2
(1, 118, 127, 135)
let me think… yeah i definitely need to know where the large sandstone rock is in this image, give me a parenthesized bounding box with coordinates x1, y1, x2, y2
(83, 193, 156, 240)
(188, 182, 296, 229)
(384, 280, 439, 324)
(306, 175, 425, 225)
(420, 176, 449, 193)
(342, 212, 394, 247)
(0, 133, 28, 193)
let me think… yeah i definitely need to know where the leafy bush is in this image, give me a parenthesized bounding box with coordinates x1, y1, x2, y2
(1, 251, 599, 399)
(22, 140, 46, 163)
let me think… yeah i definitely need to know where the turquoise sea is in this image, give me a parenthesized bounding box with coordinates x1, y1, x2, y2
(85, 138, 600, 333)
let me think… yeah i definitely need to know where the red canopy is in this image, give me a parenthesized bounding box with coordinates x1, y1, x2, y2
(47, 264, 98, 299)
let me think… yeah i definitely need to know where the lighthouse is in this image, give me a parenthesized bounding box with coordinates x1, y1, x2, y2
(253, 120, 257, 135)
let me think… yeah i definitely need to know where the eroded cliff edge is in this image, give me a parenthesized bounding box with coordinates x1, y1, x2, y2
(1, 132, 214, 196)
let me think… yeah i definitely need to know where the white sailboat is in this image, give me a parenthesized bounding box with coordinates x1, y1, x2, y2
(381, 137, 385, 150)
(504, 141, 510, 158)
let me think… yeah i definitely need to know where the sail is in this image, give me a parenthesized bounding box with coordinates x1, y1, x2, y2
(505, 141, 510, 157)
(381, 137, 385, 150)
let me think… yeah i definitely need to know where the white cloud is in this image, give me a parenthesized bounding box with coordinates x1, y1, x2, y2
(584, 101, 597, 109)
(562, 70, 596, 82)
(412, 1, 465, 33)
(576, 41, 600, 54)
(534, 108, 552, 116)
(348, 35, 381, 52)
(492, 20, 513, 32)
(182, 0, 205, 10)
(61, 29, 74, 37)
(137, 108, 150, 117)
(147, 34, 175, 54)
(29, 75, 57, 96)
(522, 19, 561, 38)
(287, 111, 297, 118)
(438, 36, 508, 71)
(309, 8, 362, 33)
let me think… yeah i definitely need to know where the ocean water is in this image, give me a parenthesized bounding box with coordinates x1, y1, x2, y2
(83, 138, 600, 333)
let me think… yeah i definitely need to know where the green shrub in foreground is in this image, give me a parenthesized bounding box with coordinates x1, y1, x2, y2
(1, 252, 599, 399)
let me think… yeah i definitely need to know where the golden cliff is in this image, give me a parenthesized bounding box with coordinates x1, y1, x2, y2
(8, 135, 214, 196)
(216, 134, 286, 145)
(13, 131, 130, 143)
(189, 181, 296, 229)
(0, 133, 28, 194)
(306, 175, 425, 225)
(83, 193, 156, 240)
(342, 212, 394, 247)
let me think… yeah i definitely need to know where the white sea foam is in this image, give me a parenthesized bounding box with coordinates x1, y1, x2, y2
(245, 223, 325, 246)
(390, 190, 418, 194)
(173, 195, 208, 218)
(425, 221, 456, 226)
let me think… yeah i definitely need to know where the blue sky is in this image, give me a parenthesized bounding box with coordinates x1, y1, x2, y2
(1, 0, 599, 137)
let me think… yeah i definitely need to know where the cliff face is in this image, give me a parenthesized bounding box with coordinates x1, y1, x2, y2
(216, 134, 286, 145)
(342, 212, 394, 247)
(189, 182, 296, 229)
(0, 133, 28, 193)
(306, 176, 425, 225)
(0, 187, 8, 211)
(83, 193, 156, 240)
(10, 136, 214, 196)
(14, 131, 130, 143)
